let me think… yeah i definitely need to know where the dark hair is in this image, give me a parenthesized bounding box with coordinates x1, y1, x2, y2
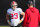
(27, 1, 33, 6)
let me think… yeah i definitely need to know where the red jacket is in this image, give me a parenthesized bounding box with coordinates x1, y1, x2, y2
(39, 13, 40, 25)
(23, 8, 39, 27)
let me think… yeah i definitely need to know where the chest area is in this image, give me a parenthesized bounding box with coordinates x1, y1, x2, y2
(9, 9, 20, 17)
(9, 9, 19, 14)
(9, 10, 19, 19)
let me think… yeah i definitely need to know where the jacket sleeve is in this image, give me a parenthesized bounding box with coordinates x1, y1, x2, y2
(38, 13, 40, 25)
(23, 10, 28, 27)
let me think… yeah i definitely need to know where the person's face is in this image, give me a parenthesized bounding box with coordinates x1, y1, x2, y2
(12, 4, 17, 9)
(11, 2, 17, 9)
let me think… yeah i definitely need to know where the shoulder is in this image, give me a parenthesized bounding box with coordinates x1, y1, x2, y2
(25, 9, 30, 14)
(25, 9, 30, 12)
(34, 7, 39, 11)
(36, 9, 39, 13)
(16, 8, 22, 11)
(36, 8, 39, 11)
(35, 8, 39, 12)
(17, 8, 22, 9)
(34, 8, 39, 13)
(7, 8, 12, 11)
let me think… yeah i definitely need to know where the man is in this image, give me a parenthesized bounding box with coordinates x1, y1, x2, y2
(6, 1, 25, 27)
(23, 1, 39, 27)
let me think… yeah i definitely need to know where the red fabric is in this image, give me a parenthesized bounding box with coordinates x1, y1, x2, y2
(39, 14, 40, 25)
(23, 7, 39, 27)
(23, 11, 28, 27)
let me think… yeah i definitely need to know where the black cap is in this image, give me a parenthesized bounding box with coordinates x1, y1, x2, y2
(28, 1, 33, 5)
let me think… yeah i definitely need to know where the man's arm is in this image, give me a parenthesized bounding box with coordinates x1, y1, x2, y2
(21, 12, 25, 21)
(6, 14, 9, 21)
(6, 14, 11, 25)
(23, 10, 28, 27)
(19, 12, 25, 24)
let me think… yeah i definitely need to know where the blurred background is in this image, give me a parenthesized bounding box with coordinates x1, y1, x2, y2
(0, 0, 40, 27)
